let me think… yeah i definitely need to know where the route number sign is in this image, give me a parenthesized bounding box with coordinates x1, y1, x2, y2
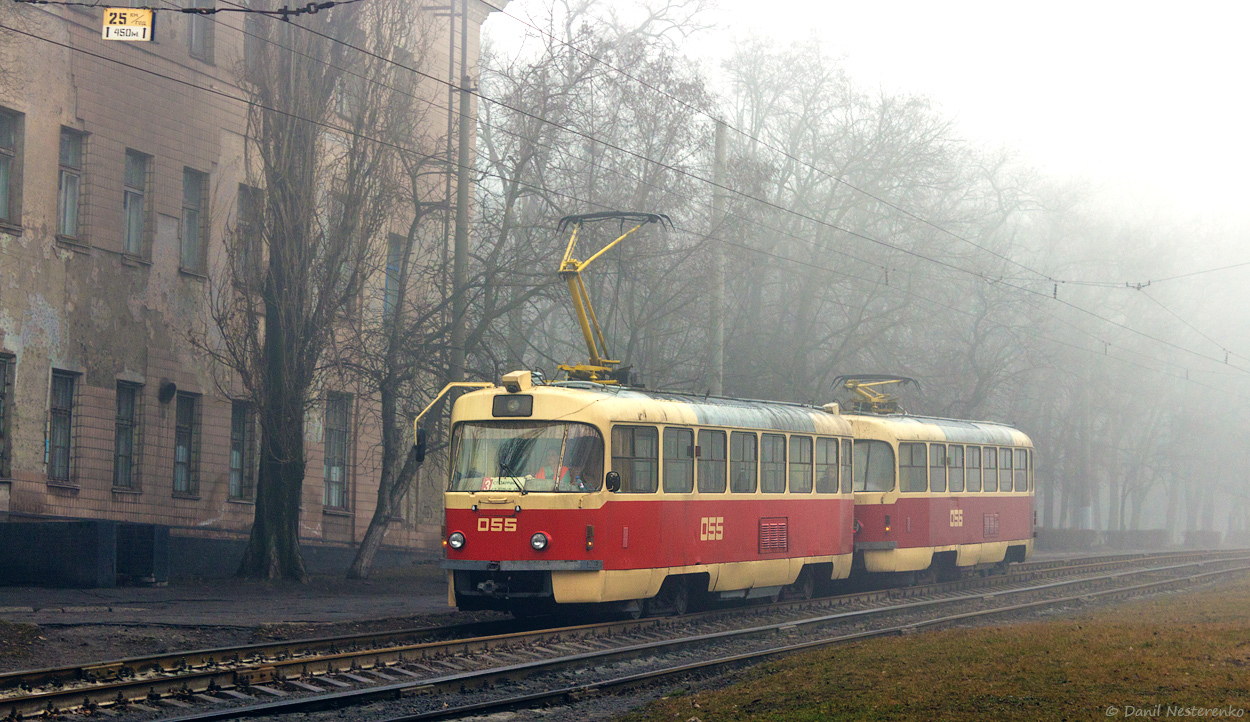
(102, 8, 155, 41)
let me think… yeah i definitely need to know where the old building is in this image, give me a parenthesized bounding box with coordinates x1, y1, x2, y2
(0, 0, 501, 573)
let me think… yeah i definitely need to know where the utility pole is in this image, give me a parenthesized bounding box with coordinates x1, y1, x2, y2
(449, 0, 471, 382)
(708, 120, 727, 395)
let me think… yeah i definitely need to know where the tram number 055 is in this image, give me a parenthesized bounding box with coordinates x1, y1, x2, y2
(949, 509, 964, 528)
(700, 516, 724, 541)
(477, 517, 517, 532)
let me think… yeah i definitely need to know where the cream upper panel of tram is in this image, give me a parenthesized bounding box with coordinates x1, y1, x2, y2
(451, 384, 853, 437)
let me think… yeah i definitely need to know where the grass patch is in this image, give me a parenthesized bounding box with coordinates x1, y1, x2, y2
(623, 579, 1250, 721)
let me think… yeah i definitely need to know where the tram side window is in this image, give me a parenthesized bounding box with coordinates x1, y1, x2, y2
(949, 445, 965, 492)
(841, 439, 853, 493)
(982, 447, 997, 492)
(815, 438, 838, 493)
(789, 436, 813, 493)
(612, 425, 658, 493)
(1028, 449, 1034, 491)
(730, 431, 757, 493)
(899, 442, 927, 493)
(930, 443, 947, 493)
(966, 446, 982, 492)
(999, 448, 1013, 492)
(697, 429, 727, 493)
(760, 433, 786, 493)
(1014, 448, 1027, 491)
(663, 427, 695, 493)
(853, 440, 896, 492)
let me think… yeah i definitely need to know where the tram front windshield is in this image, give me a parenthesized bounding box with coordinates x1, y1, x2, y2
(449, 421, 604, 493)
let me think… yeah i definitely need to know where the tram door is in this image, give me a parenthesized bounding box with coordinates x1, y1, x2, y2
(658, 427, 696, 568)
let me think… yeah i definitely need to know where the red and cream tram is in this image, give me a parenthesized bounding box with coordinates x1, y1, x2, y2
(441, 371, 856, 616)
(439, 372, 1034, 616)
(848, 414, 1035, 580)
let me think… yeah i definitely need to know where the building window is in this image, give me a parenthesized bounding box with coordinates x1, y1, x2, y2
(760, 433, 786, 493)
(662, 426, 693, 494)
(58, 129, 83, 239)
(384, 233, 403, 319)
(236, 184, 262, 284)
(181, 168, 206, 271)
(188, 0, 214, 61)
(244, 10, 263, 77)
(229, 401, 256, 501)
(0, 356, 11, 478)
(0, 109, 21, 225)
(323, 392, 350, 509)
(123, 150, 148, 256)
(113, 383, 140, 489)
(729, 431, 756, 493)
(48, 371, 75, 483)
(696, 429, 726, 493)
(173, 393, 200, 495)
(611, 425, 658, 493)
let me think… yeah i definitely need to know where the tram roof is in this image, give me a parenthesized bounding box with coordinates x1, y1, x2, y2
(545, 382, 846, 435)
(847, 412, 1030, 446)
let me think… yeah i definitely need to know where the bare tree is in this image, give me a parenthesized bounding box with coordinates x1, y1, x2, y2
(198, 1, 404, 580)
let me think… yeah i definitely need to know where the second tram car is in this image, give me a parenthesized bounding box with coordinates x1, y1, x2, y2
(848, 414, 1035, 580)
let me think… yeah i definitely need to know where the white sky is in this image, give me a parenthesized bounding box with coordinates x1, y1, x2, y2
(488, 0, 1250, 223)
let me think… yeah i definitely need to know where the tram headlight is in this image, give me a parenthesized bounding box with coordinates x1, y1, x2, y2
(530, 532, 549, 551)
(447, 531, 466, 550)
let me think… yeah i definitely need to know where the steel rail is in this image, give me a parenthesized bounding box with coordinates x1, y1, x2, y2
(382, 562, 1250, 722)
(1, 549, 1241, 718)
(143, 554, 1250, 722)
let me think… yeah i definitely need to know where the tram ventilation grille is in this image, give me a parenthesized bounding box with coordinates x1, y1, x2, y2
(984, 513, 1000, 538)
(759, 517, 788, 553)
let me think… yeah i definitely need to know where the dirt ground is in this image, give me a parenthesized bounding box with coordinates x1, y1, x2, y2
(0, 563, 508, 673)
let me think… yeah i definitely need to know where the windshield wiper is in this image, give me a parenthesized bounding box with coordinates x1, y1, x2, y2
(498, 459, 527, 495)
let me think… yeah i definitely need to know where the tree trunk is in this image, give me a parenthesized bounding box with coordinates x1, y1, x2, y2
(238, 326, 309, 580)
(348, 444, 420, 579)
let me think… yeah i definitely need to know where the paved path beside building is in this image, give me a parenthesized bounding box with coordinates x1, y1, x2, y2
(0, 562, 451, 629)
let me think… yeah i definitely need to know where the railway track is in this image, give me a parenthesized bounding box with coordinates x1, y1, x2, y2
(2, 550, 1244, 720)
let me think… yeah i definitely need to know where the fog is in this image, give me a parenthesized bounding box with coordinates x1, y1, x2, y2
(470, 0, 1250, 544)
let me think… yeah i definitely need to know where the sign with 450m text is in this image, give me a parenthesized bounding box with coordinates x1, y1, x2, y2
(102, 8, 155, 41)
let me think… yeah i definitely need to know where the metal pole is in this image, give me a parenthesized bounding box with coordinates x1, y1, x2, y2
(449, 0, 472, 382)
(709, 120, 727, 396)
